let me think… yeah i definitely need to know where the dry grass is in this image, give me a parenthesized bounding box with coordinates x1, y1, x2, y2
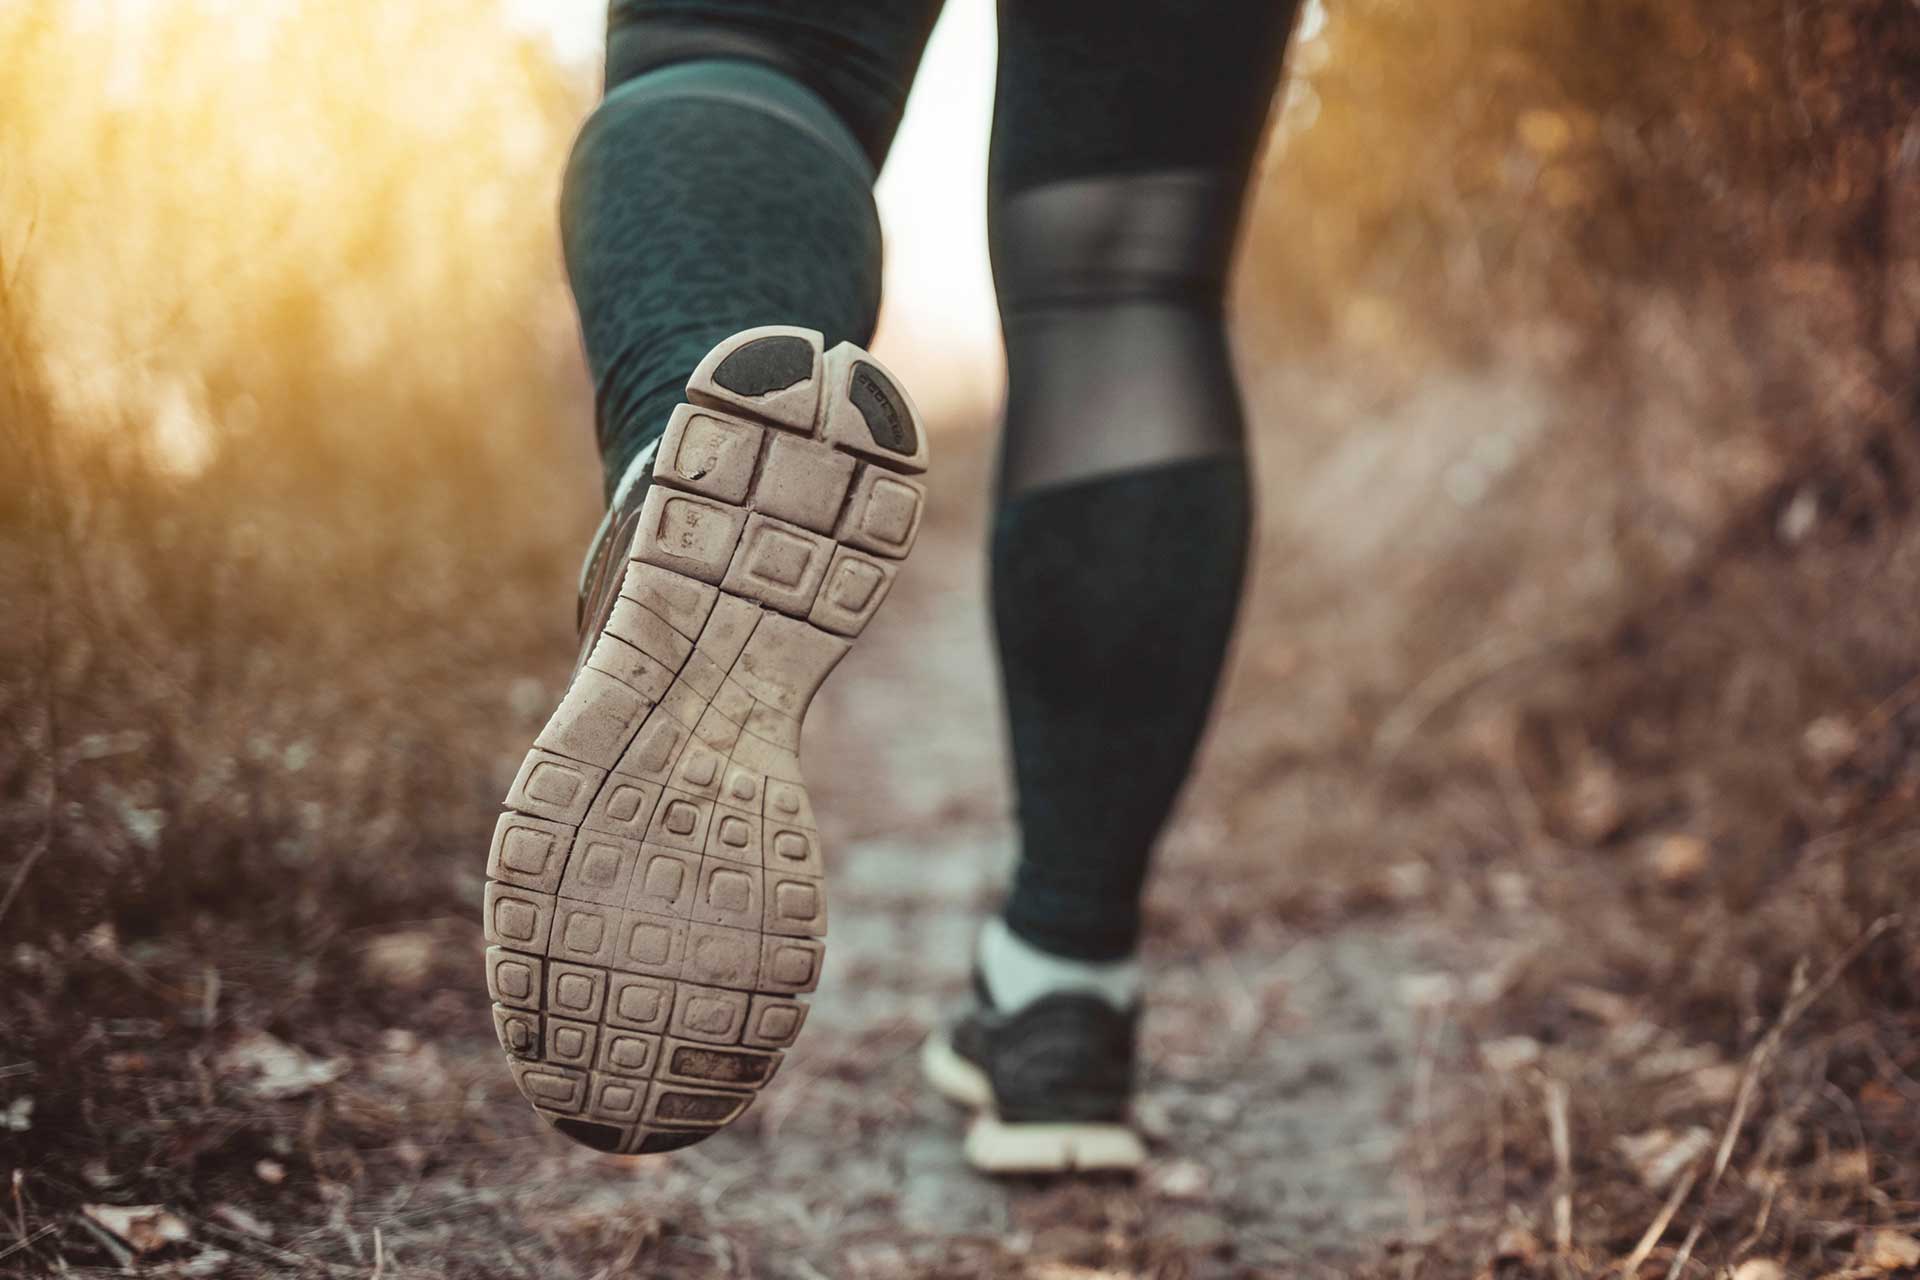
(1408, 431, 1920, 1276)
(0, 0, 597, 946)
(0, 9, 616, 1268)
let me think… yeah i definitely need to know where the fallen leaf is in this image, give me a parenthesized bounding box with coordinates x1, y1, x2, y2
(1494, 1224, 1541, 1264)
(1633, 1044, 1721, 1080)
(1731, 1262, 1785, 1280)
(1489, 870, 1531, 912)
(1645, 834, 1709, 888)
(1816, 1149, 1871, 1185)
(1858, 1081, 1907, 1123)
(211, 1203, 274, 1240)
(1385, 860, 1432, 902)
(82, 1204, 191, 1254)
(1615, 1125, 1713, 1189)
(1858, 1229, 1920, 1271)
(1144, 1159, 1210, 1201)
(1566, 985, 1638, 1025)
(1606, 1019, 1663, 1056)
(1480, 1036, 1542, 1074)
(1562, 755, 1624, 844)
(1132, 1095, 1174, 1143)
(1801, 714, 1858, 771)
(360, 931, 436, 990)
(254, 1159, 286, 1185)
(1777, 488, 1819, 544)
(216, 1032, 346, 1098)
(1398, 972, 1458, 1009)
(1688, 1063, 1742, 1105)
(380, 1028, 420, 1054)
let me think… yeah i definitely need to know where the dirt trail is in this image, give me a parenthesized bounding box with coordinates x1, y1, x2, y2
(418, 375, 1567, 1274)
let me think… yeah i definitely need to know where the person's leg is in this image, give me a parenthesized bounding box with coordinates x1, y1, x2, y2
(563, 1, 945, 497)
(987, 0, 1298, 977)
(488, 1, 942, 1158)
(922, 0, 1297, 1173)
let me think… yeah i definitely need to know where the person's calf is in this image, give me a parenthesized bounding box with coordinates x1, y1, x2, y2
(560, 57, 882, 499)
(993, 455, 1253, 958)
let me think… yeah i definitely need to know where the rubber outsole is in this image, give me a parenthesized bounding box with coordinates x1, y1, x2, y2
(485, 326, 928, 1156)
(920, 1031, 1149, 1174)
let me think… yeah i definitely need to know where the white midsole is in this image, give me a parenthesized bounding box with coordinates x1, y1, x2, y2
(919, 1027, 995, 1109)
(965, 1116, 1147, 1173)
(918, 1030, 1147, 1173)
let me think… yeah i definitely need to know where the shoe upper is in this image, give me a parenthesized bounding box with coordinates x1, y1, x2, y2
(949, 971, 1139, 1125)
(573, 440, 660, 671)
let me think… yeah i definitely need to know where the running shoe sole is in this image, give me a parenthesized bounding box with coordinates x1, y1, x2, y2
(484, 326, 929, 1155)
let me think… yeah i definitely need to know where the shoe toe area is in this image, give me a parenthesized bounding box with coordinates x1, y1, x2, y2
(920, 1027, 995, 1109)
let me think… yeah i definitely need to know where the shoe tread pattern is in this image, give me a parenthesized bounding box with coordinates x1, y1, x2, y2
(486, 327, 925, 1155)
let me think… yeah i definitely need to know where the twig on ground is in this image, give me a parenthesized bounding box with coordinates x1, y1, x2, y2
(1620, 1160, 1701, 1277)
(199, 963, 221, 1030)
(0, 1222, 58, 1264)
(1624, 915, 1899, 1275)
(1663, 1220, 1703, 1279)
(1708, 916, 1899, 1192)
(1195, 909, 1262, 1046)
(11, 1168, 27, 1242)
(1544, 1076, 1574, 1255)
(1726, 1174, 1777, 1267)
(0, 833, 48, 933)
(195, 1215, 361, 1277)
(1860, 670, 1920, 735)
(1373, 630, 1566, 766)
(1496, 725, 1560, 857)
(73, 1210, 135, 1270)
(1406, 1003, 1445, 1239)
(0, 469, 62, 933)
(1484, 1070, 1509, 1216)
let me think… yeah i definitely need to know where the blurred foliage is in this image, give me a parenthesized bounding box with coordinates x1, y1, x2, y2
(1267, 0, 1912, 370)
(1241, 0, 1920, 617)
(1256, 0, 1917, 435)
(0, 0, 588, 482)
(0, 0, 598, 942)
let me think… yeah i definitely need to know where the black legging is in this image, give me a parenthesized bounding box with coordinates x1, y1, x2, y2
(564, 0, 1297, 960)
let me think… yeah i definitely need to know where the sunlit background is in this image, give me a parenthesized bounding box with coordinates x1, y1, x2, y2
(1, 0, 1010, 474)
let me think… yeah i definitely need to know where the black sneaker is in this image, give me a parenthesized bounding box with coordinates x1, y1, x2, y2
(484, 325, 930, 1155)
(921, 973, 1148, 1172)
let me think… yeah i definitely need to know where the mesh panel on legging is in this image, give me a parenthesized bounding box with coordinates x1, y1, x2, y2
(992, 171, 1253, 500)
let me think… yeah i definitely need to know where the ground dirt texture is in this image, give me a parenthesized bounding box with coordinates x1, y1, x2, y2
(5, 358, 1918, 1278)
